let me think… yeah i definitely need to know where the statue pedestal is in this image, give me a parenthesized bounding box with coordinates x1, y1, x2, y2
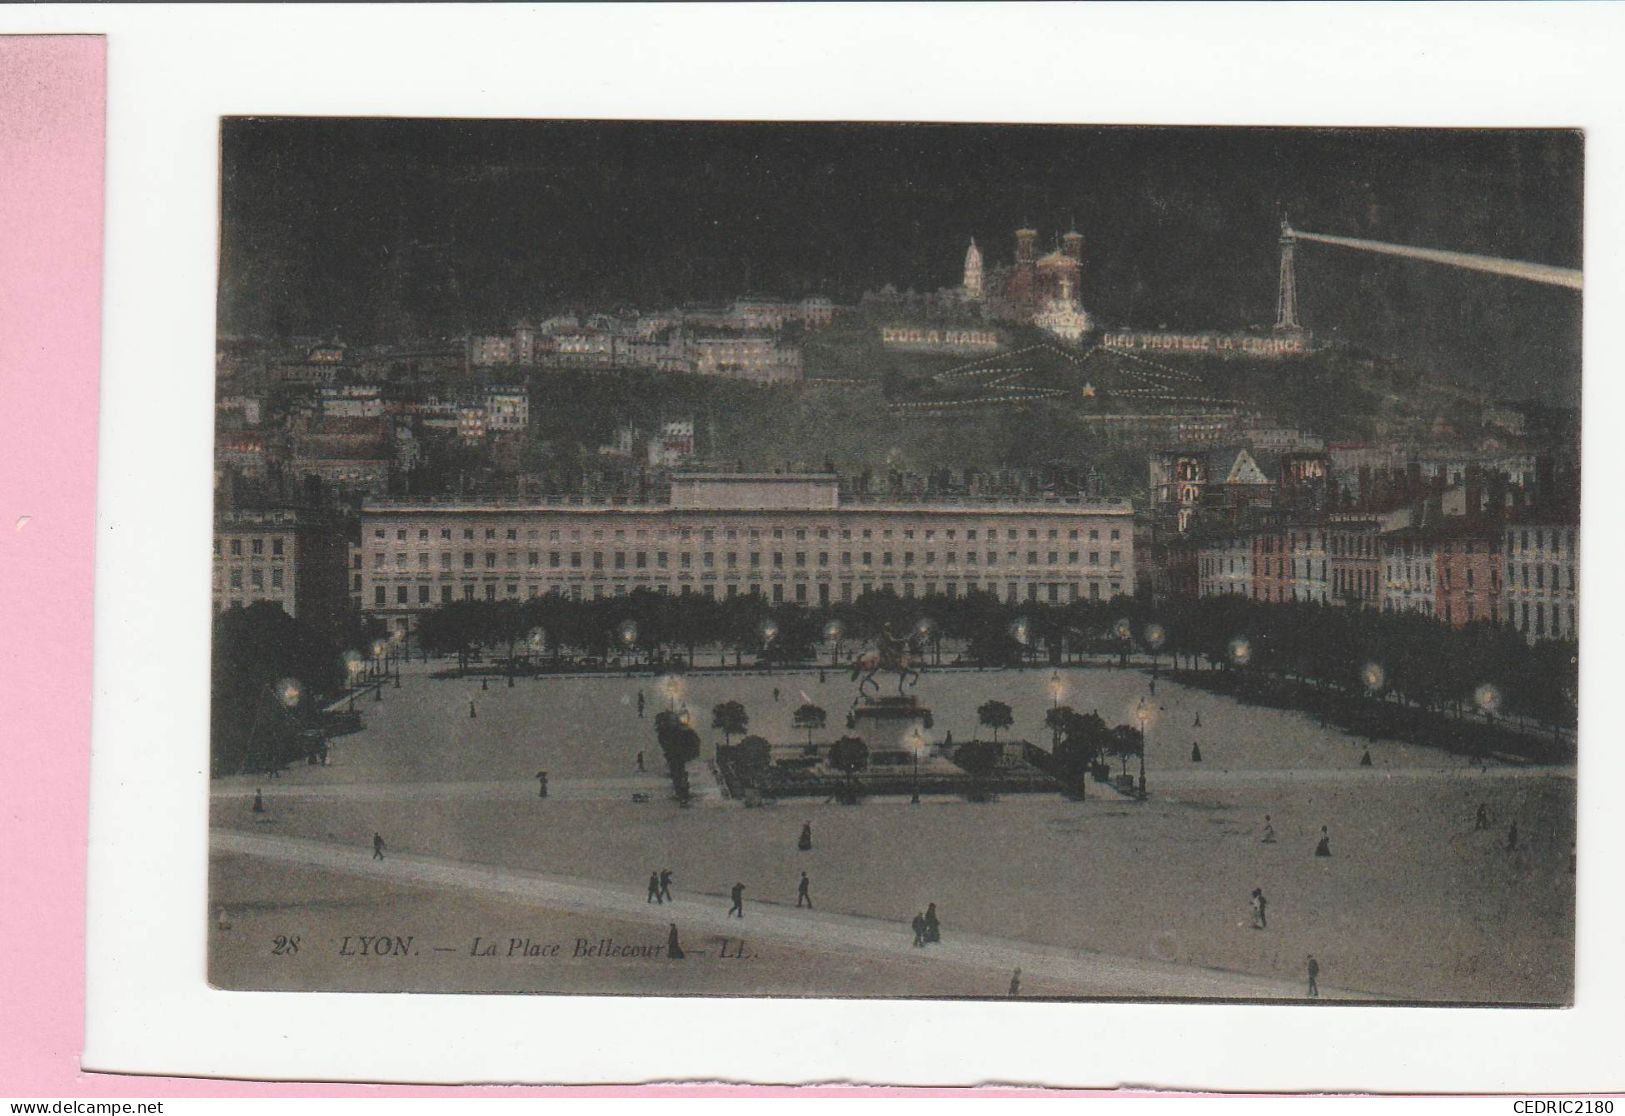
(849, 695, 934, 759)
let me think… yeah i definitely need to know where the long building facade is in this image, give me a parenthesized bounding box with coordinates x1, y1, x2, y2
(357, 474, 1136, 638)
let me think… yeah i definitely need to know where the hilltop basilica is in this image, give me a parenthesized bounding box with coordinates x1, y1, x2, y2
(961, 224, 1093, 341)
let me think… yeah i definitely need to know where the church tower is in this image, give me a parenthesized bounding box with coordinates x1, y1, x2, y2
(1062, 225, 1084, 263)
(1014, 225, 1038, 265)
(962, 238, 984, 299)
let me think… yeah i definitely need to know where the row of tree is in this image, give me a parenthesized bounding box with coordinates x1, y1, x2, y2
(211, 602, 384, 774)
(407, 588, 1576, 729)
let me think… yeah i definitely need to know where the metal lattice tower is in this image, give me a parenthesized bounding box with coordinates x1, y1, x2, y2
(1275, 216, 1300, 332)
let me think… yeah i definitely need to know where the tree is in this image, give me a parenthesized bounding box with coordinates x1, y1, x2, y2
(654, 709, 701, 802)
(954, 738, 1002, 802)
(712, 700, 749, 747)
(212, 602, 344, 775)
(417, 600, 482, 672)
(792, 703, 827, 748)
(1054, 709, 1107, 798)
(736, 734, 772, 773)
(977, 699, 1014, 744)
(828, 734, 870, 804)
(1108, 723, 1144, 779)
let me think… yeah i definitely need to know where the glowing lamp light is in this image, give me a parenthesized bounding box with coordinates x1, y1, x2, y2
(914, 617, 936, 639)
(903, 726, 929, 754)
(759, 620, 779, 643)
(1009, 618, 1031, 646)
(824, 620, 845, 643)
(1143, 623, 1167, 651)
(1113, 618, 1133, 641)
(1362, 662, 1386, 692)
(528, 628, 546, 652)
(1048, 676, 1066, 704)
(371, 639, 388, 659)
(1228, 637, 1252, 666)
(618, 620, 639, 647)
(1474, 683, 1502, 716)
(276, 678, 301, 708)
(342, 650, 364, 678)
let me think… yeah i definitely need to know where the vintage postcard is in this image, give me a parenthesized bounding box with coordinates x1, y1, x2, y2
(207, 119, 1579, 1005)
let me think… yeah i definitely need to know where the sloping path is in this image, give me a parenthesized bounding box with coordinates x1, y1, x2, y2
(213, 828, 1381, 1001)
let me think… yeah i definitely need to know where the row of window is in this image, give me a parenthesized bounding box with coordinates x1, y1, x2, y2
(371, 523, 1125, 545)
(370, 548, 1126, 572)
(215, 536, 286, 557)
(218, 567, 285, 590)
(1507, 528, 1576, 556)
(370, 578, 1126, 607)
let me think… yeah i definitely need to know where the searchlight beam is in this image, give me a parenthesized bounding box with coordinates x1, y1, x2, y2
(1287, 227, 1581, 291)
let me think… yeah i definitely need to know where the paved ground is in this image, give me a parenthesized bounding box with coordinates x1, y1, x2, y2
(212, 660, 1575, 1002)
(212, 830, 1370, 1000)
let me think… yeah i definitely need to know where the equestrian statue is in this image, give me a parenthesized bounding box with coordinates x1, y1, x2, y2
(850, 623, 923, 701)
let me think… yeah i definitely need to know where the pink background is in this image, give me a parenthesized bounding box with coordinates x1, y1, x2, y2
(0, 33, 1082, 1099)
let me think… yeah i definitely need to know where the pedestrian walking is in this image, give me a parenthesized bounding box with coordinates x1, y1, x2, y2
(911, 913, 927, 947)
(1360, 748, 1373, 767)
(1306, 955, 1320, 998)
(1194, 712, 1202, 728)
(372, 833, 385, 860)
(536, 770, 549, 798)
(924, 902, 941, 944)
(819, 669, 827, 684)
(1315, 826, 1332, 857)
(648, 872, 663, 904)
(773, 687, 781, 702)
(252, 788, 264, 814)
(469, 699, 477, 719)
(1190, 742, 1202, 763)
(798, 821, 813, 851)
(796, 871, 812, 908)
(729, 882, 746, 918)
(1261, 815, 1276, 844)
(1250, 888, 1268, 929)
(1008, 968, 1022, 997)
(1506, 821, 1519, 852)
(667, 923, 685, 960)
(1149, 677, 1156, 695)
(1475, 803, 1489, 830)
(636, 751, 645, 773)
(659, 868, 673, 902)
(637, 691, 645, 718)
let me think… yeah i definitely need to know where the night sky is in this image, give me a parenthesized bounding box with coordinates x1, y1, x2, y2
(219, 120, 1583, 402)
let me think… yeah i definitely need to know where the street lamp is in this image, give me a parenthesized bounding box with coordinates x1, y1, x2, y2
(1114, 617, 1133, 669)
(371, 638, 388, 699)
(393, 626, 404, 687)
(758, 619, 779, 668)
(1143, 623, 1166, 677)
(276, 677, 301, 710)
(1228, 636, 1252, 668)
(1472, 682, 1502, 767)
(618, 620, 639, 661)
(343, 651, 363, 709)
(658, 673, 685, 712)
(823, 619, 845, 667)
(1009, 617, 1030, 667)
(914, 616, 939, 665)
(1362, 661, 1386, 695)
(906, 725, 927, 805)
(1048, 673, 1066, 748)
(1135, 697, 1153, 798)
